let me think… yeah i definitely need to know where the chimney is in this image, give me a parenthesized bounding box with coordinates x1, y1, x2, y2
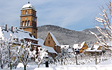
(11, 26, 13, 32)
(5, 24, 7, 31)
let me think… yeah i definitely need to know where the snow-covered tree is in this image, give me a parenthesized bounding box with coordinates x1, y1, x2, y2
(17, 41, 32, 70)
(30, 47, 48, 68)
(0, 37, 19, 70)
(55, 47, 75, 65)
(0, 39, 8, 69)
(90, 1, 111, 47)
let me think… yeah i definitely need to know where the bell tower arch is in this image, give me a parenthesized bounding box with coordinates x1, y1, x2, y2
(20, 2, 37, 38)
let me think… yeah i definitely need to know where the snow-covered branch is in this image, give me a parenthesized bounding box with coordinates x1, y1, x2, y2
(94, 1, 112, 47)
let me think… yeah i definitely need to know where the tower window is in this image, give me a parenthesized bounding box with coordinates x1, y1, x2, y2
(22, 21, 24, 26)
(28, 20, 30, 26)
(25, 21, 27, 26)
(25, 11, 27, 14)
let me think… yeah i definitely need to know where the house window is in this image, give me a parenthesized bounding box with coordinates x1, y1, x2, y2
(55, 46, 57, 50)
(48, 41, 50, 44)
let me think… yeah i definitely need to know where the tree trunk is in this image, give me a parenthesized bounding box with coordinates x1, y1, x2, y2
(95, 51, 97, 65)
(45, 61, 49, 67)
(1, 64, 3, 69)
(24, 65, 26, 70)
(61, 55, 62, 65)
(75, 55, 78, 65)
(10, 63, 12, 70)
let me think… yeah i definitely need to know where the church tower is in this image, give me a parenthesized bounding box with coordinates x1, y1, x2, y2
(20, 2, 37, 38)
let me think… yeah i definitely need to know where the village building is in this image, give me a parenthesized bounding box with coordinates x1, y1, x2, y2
(85, 42, 105, 56)
(44, 32, 61, 58)
(0, 2, 61, 59)
(0, 2, 39, 55)
(38, 38, 57, 54)
(20, 2, 37, 39)
(0, 25, 39, 52)
(73, 41, 88, 54)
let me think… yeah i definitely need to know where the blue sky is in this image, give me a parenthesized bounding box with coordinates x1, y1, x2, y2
(0, 0, 110, 31)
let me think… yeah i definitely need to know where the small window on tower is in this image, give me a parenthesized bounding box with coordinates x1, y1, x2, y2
(22, 21, 24, 26)
(25, 21, 27, 26)
(25, 11, 27, 14)
(28, 20, 30, 26)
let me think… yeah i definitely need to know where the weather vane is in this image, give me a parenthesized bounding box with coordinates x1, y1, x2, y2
(28, 0, 30, 4)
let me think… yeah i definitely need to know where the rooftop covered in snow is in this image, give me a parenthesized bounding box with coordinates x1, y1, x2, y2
(49, 32, 60, 46)
(22, 2, 35, 11)
(0, 25, 37, 42)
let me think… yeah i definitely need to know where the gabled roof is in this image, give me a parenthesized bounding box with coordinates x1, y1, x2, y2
(61, 45, 70, 49)
(48, 32, 60, 46)
(37, 38, 57, 54)
(41, 45, 57, 54)
(93, 44, 100, 50)
(73, 44, 79, 49)
(80, 41, 86, 49)
(0, 26, 37, 41)
(73, 41, 87, 49)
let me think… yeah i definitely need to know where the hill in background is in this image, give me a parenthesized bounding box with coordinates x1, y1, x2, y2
(37, 25, 102, 47)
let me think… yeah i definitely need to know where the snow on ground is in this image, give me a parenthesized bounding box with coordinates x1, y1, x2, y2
(0, 59, 112, 70)
(98, 59, 112, 65)
(1, 65, 112, 70)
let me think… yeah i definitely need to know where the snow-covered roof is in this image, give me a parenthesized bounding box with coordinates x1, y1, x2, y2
(73, 41, 86, 49)
(80, 41, 86, 49)
(37, 38, 57, 54)
(86, 50, 102, 52)
(22, 3, 35, 11)
(61, 45, 70, 49)
(0, 26, 37, 42)
(49, 32, 60, 46)
(41, 45, 57, 54)
(37, 38, 44, 45)
(68, 48, 73, 53)
(73, 44, 79, 49)
(93, 44, 100, 50)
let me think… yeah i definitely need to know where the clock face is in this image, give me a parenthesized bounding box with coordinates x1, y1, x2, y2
(25, 18, 27, 20)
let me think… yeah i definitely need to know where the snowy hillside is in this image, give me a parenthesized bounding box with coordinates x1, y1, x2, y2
(37, 25, 98, 46)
